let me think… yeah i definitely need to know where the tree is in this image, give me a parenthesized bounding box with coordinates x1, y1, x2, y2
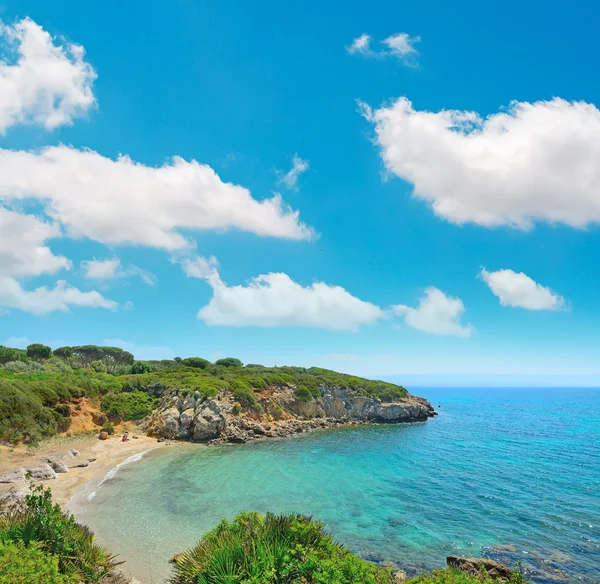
(131, 361, 152, 374)
(53, 347, 73, 366)
(26, 344, 52, 361)
(174, 357, 182, 363)
(182, 357, 210, 369)
(215, 357, 243, 368)
(0, 346, 22, 365)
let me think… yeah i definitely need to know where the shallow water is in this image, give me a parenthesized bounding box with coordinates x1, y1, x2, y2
(70, 387, 600, 584)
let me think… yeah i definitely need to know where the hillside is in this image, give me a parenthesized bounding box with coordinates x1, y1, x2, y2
(0, 344, 434, 445)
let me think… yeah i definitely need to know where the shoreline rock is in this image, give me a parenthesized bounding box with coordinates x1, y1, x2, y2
(145, 385, 437, 445)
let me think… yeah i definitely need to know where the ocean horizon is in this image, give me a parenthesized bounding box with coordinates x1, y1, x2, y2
(70, 386, 600, 584)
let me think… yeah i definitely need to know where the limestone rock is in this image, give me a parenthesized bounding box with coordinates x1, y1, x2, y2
(0, 468, 26, 483)
(193, 401, 227, 441)
(447, 556, 513, 580)
(48, 459, 70, 473)
(26, 464, 56, 480)
(0, 482, 30, 511)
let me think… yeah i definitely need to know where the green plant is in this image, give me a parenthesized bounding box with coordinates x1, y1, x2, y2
(232, 403, 241, 415)
(0, 485, 120, 583)
(215, 357, 243, 368)
(182, 357, 211, 369)
(0, 541, 72, 584)
(131, 361, 152, 374)
(101, 422, 115, 435)
(408, 568, 526, 584)
(26, 344, 52, 362)
(101, 391, 158, 421)
(169, 512, 395, 584)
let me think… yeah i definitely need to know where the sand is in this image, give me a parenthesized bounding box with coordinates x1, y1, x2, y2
(0, 429, 167, 509)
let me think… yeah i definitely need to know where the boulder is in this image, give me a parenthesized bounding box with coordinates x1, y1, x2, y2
(192, 401, 227, 441)
(99, 431, 109, 440)
(0, 468, 26, 483)
(26, 464, 56, 480)
(0, 483, 30, 511)
(70, 449, 80, 457)
(447, 556, 513, 580)
(48, 459, 70, 473)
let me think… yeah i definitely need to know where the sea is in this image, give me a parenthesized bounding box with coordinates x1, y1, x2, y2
(69, 387, 600, 584)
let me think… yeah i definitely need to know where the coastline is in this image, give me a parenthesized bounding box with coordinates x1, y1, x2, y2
(0, 431, 168, 510)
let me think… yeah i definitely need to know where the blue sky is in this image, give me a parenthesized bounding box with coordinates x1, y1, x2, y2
(1, 0, 599, 386)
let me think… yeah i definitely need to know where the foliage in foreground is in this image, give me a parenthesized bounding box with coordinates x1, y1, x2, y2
(409, 567, 526, 584)
(170, 512, 395, 584)
(0, 486, 120, 583)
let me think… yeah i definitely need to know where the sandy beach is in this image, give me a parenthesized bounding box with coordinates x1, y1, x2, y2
(0, 428, 168, 509)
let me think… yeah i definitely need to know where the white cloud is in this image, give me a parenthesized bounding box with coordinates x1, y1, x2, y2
(347, 32, 420, 65)
(0, 276, 118, 315)
(179, 255, 219, 280)
(0, 17, 96, 133)
(347, 34, 372, 55)
(81, 257, 157, 285)
(183, 257, 383, 330)
(103, 338, 175, 360)
(479, 268, 566, 310)
(0, 145, 314, 250)
(382, 33, 420, 64)
(365, 96, 600, 229)
(0, 207, 71, 277)
(276, 153, 309, 190)
(392, 287, 474, 337)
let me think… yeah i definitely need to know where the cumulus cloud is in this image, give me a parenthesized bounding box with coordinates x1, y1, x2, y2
(0, 277, 118, 315)
(81, 257, 157, 285)
(0, 145, 314, 250)
(365, 96, 600, 229)
(0, 207, 71, 277)
(276, 153, 309, 190)
(392, 287, 474, 337)
(347, 32, 420, 65)
(479, 268, 565, 310)
(0, 17, 96, 132)
(183, 257, 383, 330)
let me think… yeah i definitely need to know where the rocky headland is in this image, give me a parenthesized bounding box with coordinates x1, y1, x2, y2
(145, 385, 437, 444)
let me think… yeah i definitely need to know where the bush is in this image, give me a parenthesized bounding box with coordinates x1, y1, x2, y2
(232, 403, 241, 415)
(26, 344, 52, 361)
(231, 384, 259, 409)
(101, 422, 115, 435)
(182, 357, 210, 369)
(0, 485, 119, 583)
(91, 360, 107, 374)
(131, 361, 152, 374)
(101, 391, 158, 421)
(408, 568, 526, 584)
(215, 357, 243, 368)
(169, 512, 395, 584)
(0, 541, 70, 584)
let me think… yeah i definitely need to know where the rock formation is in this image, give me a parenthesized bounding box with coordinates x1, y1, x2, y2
(145, 385, 436, 444)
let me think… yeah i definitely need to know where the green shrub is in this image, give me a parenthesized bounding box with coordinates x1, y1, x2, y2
(295, 385, 314, 402)
(101, 422, 115, 435)
(408, 568, 526, 584)
(169, 512, 395, 584)
(26, 344, 52, 361)
(91, 360, 107, 374)
(0, 541, 70, 584)
(101, 391, 158, 421)
(215, 357, 243, 368)
(0, 485, 119, 583)
(131, 361, 152, 374)
(232, 403, 241, 415)
(231, 385, 259, 409)
(182, 357, 210, 369)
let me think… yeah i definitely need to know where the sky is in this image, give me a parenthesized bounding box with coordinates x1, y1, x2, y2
(1, 0, 599, 386)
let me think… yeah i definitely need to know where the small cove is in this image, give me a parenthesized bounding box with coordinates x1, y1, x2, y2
(70, 387, 600, 584)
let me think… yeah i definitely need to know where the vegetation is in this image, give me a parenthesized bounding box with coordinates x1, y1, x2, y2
(0, 486, 119, 583)
(0, 343, 408, 444)
(408, 568, 526, 584)
(169, 512, 396, 584)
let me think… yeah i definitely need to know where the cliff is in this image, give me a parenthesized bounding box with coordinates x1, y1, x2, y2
(145, 384, 436, 444)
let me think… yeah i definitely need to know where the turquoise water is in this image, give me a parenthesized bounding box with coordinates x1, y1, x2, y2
(71, 388, 600, 584)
